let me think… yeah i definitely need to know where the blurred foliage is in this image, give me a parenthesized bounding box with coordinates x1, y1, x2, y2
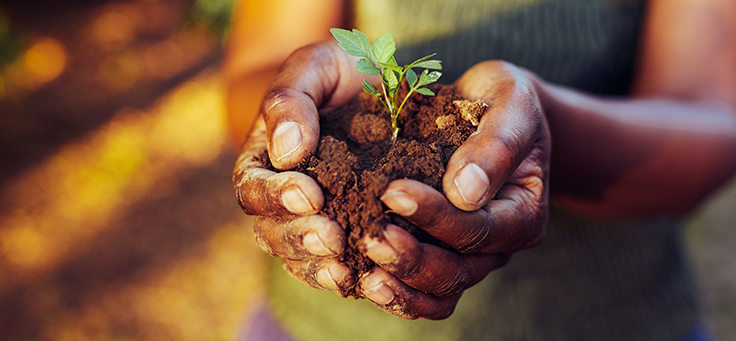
(0, 9, 22, 66)
(187, 0, 236, 42)
(0, 7, 23, 89)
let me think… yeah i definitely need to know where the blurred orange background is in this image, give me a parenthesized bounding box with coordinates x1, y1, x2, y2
(0, 1, 266, 340)
(0, 0, 733, 340)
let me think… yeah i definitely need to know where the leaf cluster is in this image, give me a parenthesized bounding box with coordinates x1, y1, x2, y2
(330, 28, 443, 142)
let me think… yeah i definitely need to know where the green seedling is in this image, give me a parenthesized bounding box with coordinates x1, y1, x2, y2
(330, 28, 443, 143)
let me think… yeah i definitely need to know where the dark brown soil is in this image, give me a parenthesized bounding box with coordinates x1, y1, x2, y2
(264, 84, 484, 297)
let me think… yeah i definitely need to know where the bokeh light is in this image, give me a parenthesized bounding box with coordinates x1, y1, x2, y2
(0, 74, 227, 277)
(97, 50, 142, 91)
(23, 36, 67, 83)
(0, 0, 734, 339)
(0, 1, 272, 340)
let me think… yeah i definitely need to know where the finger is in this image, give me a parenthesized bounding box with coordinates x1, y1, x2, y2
(254, 215, 345, 260)
(262, 86, 320, 170)
(361, 224, 508, 297)
(382, 179, 545, 254)
(359, 267, 463, 320)
(446, 61, 543, 211)
(281, 257, 353, 293)
(234, 118, 325, 217)
(262, 42, 368, 170)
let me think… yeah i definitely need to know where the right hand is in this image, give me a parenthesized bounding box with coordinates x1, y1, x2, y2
(233, 41, 373, 291)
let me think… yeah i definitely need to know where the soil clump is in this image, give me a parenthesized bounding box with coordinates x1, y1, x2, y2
(262, 84, 485, 297)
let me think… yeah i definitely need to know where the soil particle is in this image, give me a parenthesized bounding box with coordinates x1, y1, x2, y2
(453, 99, 488, 126)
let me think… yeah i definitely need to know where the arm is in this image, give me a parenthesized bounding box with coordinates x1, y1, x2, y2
(230, 0, 736, 320)
(355, 0, 736, 318)
(542, 0, 736, 219)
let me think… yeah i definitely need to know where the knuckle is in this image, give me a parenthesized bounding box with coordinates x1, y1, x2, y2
(253, 217, 279, 257)
(262, 86, 298, 117)
(235, 180, 269, 216)
(497, 126, 523, 162)
(282, 259, 323, 290)
(518, 198, 547, 251)
(283, 228, 307, 260)
(234, 167, 284, 217)
(254, 217, 312, 260)
(234, 184, 252, 214)
(434, 268, 473, 298)
(455, 223, 492, 253)
(387, 243, 424, 279)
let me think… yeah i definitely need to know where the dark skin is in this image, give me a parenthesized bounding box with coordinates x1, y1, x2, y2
(233, 45, 549, 318)
(227, 0, 736, 320)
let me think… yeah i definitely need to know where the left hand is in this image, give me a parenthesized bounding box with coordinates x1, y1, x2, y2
(357, 60, 551, 319)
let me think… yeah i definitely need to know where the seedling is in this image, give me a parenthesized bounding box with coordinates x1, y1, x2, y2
(330, 28, 443, 143)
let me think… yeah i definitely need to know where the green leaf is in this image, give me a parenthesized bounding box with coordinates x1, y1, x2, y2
(417, 70, 442, 86)
(415, 87, 435, 96)
(384, 69, 400, 92)
(372, 32, 396, 64)
(413, 59, 442, 70)
(330, 28, 371, 59)
(362, 79, 379, 95)
(377, 61, 403, 73)
(406, 69, 418, 87)
(408, 53, 437, 67)
(356, 58, 379, 75)
(352, 29, 372, 56)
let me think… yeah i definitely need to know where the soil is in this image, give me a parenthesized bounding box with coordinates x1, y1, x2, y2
(261, 84, 486, 298)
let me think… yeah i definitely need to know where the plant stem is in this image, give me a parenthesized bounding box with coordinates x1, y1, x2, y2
(395, 89, 415, 127)
(380, 81, 393, 114)
(378, 75, 400, 144)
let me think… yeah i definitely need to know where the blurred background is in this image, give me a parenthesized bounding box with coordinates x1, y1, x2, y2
(0, 0, 266, 340)
(0, 0, 733, 340)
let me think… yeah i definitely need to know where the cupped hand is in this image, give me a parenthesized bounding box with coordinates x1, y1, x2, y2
(233, 41, 375, 292)
(358, 61, 551, 319)
(233, 43, 550, 319)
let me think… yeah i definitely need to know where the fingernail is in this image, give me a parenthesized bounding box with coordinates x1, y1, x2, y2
(272, 121, 303, 161)
(303, 231, 334, 256)
(317, 266, 339, 290)
(454, 163, 489, 205)
(362, 274, 394, 305)
(380, 190, 418, 216)
(365, 236, 397, 264)
(282, 185, 315, 214)
(317, 264, 348, 291)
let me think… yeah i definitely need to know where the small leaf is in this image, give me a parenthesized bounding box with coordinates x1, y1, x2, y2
(413, 59, 442, 70)
(362, 79, 378, 95)
(408, 53, 437, 67)
(427, 70, 442, 82)
(384, 69, 399, 92)
(377, 61, 403, 73)
(415, 87, 435, 96)
(372, 32, 396, 64)
(356, 58, 379, 75)
(417, 69, 442, 86)
(330, 28, 370, 59)
(406, 69, 418, 87)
